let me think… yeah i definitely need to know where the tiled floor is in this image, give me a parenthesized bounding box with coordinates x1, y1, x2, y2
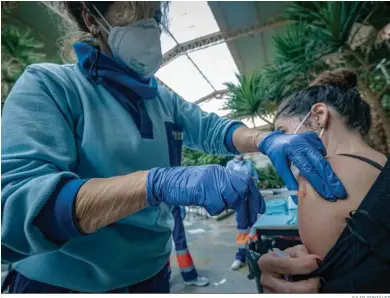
(169, 214, 258, 293)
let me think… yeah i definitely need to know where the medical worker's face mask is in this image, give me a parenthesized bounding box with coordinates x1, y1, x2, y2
(92, 5, 163, 79)
(290, 110, 325, 180)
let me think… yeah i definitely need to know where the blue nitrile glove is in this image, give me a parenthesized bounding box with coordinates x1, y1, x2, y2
(146, 165, 265, 216)
(259, 130, 347, 202)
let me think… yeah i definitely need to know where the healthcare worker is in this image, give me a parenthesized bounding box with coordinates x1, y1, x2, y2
(226, 155, 259, 270)
(1, 1, 346, 293)
(169, 206, 209, 287)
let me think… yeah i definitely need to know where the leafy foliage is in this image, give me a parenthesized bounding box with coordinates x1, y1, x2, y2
(181, 148, 285, 189)
(256, 164, 285, 189)
(369, 72, 390, 117)
(223, 72, 276, 124)
(224, 1, 390, 153)
(1, 21, 49, 103)
(283, 2, 367, 49)
(1, 2, 63, 104)
(260, 24, 328, 104)
(181, 147, 230, 167)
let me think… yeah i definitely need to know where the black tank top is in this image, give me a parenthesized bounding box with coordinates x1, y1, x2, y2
(294, 154, 390, 293)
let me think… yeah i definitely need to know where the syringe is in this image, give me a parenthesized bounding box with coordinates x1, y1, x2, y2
(260, 190, 304, 199)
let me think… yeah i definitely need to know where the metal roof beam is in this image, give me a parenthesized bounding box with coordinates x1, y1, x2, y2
(193, 89, 228, 105)
(162, 19, 292, 67)
(155, 82, 228, 106)
(155, 77, 173, 92)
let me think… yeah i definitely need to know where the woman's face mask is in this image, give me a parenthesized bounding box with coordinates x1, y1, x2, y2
(293, 110, 325, 137)
(92, 5, 163, 79)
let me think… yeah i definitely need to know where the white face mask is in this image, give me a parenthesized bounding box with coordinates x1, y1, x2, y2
(92, 6, 163, 79)
(291, 110, 325, 180)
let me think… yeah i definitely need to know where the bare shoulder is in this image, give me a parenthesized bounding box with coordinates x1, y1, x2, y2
(300, 153, 385, 200)
(326, 153, 386, 179)
(297, 153, 385, 258)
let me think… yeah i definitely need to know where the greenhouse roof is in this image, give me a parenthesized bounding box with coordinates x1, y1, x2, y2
(156, 1, 238, 118)
(156, 1, 288, 126)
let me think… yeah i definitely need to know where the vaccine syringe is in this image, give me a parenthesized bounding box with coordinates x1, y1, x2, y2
(260, 189, 303, 199)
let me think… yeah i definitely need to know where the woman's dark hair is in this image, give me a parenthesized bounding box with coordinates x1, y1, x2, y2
(275, 68, 372, 136)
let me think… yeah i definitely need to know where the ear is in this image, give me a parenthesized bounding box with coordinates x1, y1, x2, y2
(310, 103, 329, 130)
(82, 7, 99, 35)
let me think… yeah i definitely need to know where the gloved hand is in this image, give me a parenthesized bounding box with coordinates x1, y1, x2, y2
(259, 130, 346, 201)
(146, 165, 265, 216)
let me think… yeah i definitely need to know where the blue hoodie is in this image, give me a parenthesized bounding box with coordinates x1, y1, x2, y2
(1, 43, 243, 292)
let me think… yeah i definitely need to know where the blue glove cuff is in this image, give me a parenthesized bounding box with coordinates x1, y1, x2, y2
(258, 130, 284, 154)
(225, 123, 245, 154)
(146, 168, 162, 207)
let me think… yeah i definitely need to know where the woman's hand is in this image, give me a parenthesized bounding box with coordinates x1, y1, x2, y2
(258, 245, 322, 293)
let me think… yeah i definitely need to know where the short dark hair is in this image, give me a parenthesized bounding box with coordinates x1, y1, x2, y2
(275, 68, 372, 136)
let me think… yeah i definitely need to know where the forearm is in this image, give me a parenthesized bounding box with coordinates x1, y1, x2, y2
(75, 171, 148, 234)
(232, 126, 269, 153)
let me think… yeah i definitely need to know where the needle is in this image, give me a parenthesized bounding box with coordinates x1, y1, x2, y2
(261, 190, 304, 199)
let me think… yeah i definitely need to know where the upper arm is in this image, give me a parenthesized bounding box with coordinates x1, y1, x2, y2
(2, 66, 78, 173)
(170, 91, 241, 155)
(297, 172, 347, 258)
(297, 155, 383, 258)
(1, 66, 80, 261)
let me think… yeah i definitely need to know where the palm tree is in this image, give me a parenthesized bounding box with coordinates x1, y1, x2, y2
(223, 72, 276, 125)
(261, 1, 390, 153)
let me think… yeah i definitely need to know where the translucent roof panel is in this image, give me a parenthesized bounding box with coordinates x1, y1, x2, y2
(198, 98, 230, 117)
(157, 55, 214, 103)
(199, 98, 268, 128)
(188, 43, 239, 90)
(160, 31, 176, 54)
(165, 1, 220, 44)
(156, 2, 240, 112)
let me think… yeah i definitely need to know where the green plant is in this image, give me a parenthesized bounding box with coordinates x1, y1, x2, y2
(223, 72, 276, 125)
(368, 71, 390, 117)
(259, 24, 328, 105)
(1, 24, 48, 103)
(1, 2, 62, 105)
(181, 147, 230, 167)
(223, 2, 390, 145)
(253, 1, 390, 154)
(256, 164, 285, 189)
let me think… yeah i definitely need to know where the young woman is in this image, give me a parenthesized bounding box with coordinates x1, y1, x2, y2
(270, 69, 390, 293)
(1, 1, 344, 293)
